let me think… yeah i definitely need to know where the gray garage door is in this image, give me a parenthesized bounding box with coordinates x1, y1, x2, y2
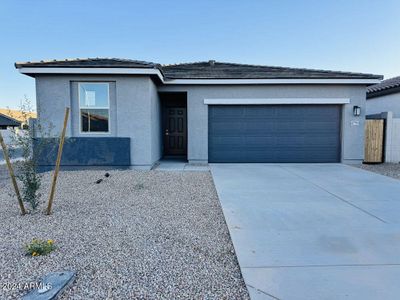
(208, 105, 341, 163)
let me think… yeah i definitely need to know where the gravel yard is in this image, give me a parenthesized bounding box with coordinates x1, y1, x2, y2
(353, 163, 400, 180)
(0, 169, 249, 299)
(0, 164, 16, 184)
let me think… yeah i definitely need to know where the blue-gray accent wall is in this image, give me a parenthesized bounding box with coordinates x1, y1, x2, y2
(34, 137, 131, 166)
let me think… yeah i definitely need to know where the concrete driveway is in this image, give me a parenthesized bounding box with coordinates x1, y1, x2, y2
(210, 164, 400, 300)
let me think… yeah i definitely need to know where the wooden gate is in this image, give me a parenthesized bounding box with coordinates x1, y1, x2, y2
(364, 119, 384, 163)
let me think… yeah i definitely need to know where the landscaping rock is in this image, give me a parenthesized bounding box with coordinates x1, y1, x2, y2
(0, 170, 249, 299)
(353, 163, 400, 180)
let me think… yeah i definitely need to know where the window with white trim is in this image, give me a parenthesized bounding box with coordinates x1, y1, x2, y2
(79, 83, 109, 133)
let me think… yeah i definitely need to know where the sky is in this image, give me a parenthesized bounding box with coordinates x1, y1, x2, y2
(0, 0, 399, 109)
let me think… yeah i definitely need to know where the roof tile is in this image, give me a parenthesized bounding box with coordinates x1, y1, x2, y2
(161, 61, 382, 80)
(15, 58, 160, 69)
(15, 58, 382, 80)
(367, 76, 400, 96)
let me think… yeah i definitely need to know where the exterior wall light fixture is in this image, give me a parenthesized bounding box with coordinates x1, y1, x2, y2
(353, 106, 361, 116)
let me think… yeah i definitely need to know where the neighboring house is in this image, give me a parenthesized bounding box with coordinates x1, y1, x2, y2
(0, 109, 37, 129)
(366, 76, 400, 163)
(15, 58, 381, 168)
(0, 113, 21, 129)
(366, 76, 400, 116)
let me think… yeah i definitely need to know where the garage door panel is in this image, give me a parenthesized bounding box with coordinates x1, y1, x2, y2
(211, 122, 244, 134)
(212, 121, 339, 134)
(212, 127, 337, 135)
(211, 128, 340, 137)
(281, 139, 337, 146)
(244, 108, 277, 117)
(209, 137, 341, 148)
(212, 106, 340, 119)
(208, 105, 341, 163)
(210, 150, 339, 163)
(210, 106, 245, 117)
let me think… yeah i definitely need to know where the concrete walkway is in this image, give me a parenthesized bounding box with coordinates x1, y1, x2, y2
(210, 164, 400, 300)
(153, 159, 209, 172)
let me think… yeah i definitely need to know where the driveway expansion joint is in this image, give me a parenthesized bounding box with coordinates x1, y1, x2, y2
(247, 284, 281, 300)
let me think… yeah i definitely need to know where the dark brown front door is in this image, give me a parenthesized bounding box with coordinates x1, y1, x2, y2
(164, 107, 187, 155)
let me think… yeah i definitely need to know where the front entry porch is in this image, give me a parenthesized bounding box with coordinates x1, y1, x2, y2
(153, 158, 209, 172)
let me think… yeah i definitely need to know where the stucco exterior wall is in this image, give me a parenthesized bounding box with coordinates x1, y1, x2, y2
(35, 75, 367, 165)
(35, 75, 161, 168)
(36, 76, 72, 136)
(366, 92, 400, 118)
(149, 80, 162, 164)
(158, 84, 367, 164)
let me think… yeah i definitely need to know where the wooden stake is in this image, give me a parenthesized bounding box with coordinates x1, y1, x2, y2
(46, 107, 70, 215)
(0, 131, 26, 215)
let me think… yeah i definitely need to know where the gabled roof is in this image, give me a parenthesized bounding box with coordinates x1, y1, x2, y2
(15, 58, 382, 82)
(367, 76, 400, 99)
(161, 61, 382, 80)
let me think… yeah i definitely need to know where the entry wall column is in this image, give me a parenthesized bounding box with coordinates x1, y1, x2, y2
(187, 88, 209, 164)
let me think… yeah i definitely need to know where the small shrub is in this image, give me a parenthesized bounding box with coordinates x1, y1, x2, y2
(8, 98, 56, 211)
(25, 238, 56, 256)
(17, 159, 42, 210)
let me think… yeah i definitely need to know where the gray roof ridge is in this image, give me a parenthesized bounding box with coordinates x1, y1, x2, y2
(162, 61, 211, 67)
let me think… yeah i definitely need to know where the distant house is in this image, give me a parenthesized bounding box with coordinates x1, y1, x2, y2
(366, 77, 400, 163)
(0, 113, 21, 129)
(0, 109, 37, 129)
(367, 76, 400, 116)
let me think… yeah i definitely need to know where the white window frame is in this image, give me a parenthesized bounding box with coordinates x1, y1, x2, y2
(78, 82, 110, 134)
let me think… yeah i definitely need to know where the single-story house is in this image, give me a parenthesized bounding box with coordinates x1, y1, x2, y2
(0, 113, 21, 129)
(15, 58, 382, 168)
(0, 109, 37, 129)
(367, 76, 400, 117)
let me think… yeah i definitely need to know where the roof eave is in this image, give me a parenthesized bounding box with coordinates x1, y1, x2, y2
(367, 86, 400, 99)
(163, 78, 381, 85)
(17, 67, 382, 85)
(0, 113, 22, 125)
(17, 67, 165, 83)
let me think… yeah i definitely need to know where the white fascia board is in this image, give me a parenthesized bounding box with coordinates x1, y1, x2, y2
(204, 98, 351, 105)
(165, 78, 381, 85)
(18, 67, 380, 85)
(18, 67, 164, 82)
